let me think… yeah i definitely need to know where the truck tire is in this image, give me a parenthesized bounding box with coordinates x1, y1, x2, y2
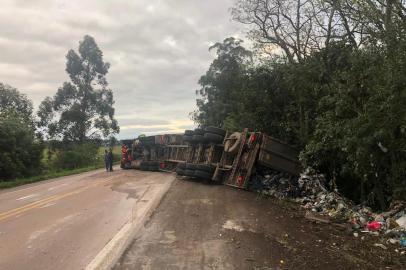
(183, 135, 193, 142)
(204, 132, 224, 144)
(148, 161, 159, 166)
(194, 128, 205, 135)
(184, 169, 195, 177)
(194, 170, 213, 180)
(186, 163, 197, 170)
(205, 126, 226, 136)
(224, 132, 242, 154)
(149, 166, 159, 171)
(195, 164, 216, 173)
(176, 168, 185, 175)
(192, 134, 205, 143)
(184, 130, 194, 136)
(177, 163, 186, 170)
(140, 161, 149, 171)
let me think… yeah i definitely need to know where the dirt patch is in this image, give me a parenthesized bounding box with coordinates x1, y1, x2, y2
(114, 178, 406, 270)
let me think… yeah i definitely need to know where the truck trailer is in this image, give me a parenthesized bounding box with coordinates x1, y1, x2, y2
(121, 127, 300, 189)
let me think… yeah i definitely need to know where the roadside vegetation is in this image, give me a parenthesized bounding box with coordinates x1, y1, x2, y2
(0, 36, 120, 188)
(193, 0, 406, 209)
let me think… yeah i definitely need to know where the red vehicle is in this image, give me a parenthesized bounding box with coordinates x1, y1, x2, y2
(120, 140, 134, 169)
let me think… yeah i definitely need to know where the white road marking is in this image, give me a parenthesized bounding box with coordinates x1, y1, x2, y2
(48, 183, 68, 191)
(0, 168, 107, 197)
(39, 202, 56, 208)
(16, 194, 39, 201)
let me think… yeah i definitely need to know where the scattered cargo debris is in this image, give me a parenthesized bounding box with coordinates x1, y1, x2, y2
(255, 169, 406, 248)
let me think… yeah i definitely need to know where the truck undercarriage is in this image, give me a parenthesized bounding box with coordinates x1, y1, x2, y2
(121, 127, 300, 189)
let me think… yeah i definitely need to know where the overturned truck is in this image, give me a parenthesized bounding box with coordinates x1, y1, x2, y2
(121, 127, 300, 189)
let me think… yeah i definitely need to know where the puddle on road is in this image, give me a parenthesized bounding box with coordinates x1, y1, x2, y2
(110, 181, 142, 200)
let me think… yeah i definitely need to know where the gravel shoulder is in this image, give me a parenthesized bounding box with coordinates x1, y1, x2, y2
(114, 176, 406, 270)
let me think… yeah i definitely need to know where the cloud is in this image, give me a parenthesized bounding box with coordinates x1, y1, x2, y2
(0, 0, 242, 139)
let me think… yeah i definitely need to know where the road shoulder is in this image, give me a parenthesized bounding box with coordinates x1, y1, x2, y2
(86, 173, 175, 270)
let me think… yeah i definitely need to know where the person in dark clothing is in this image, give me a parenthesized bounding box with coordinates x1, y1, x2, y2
(104, 149, 109, 171)
(108, 149, 114, 171)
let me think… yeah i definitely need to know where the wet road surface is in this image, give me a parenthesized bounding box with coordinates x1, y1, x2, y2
(0, 168, 175, 270)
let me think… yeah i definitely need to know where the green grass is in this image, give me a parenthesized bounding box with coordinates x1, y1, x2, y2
(98, 145, 122, 162)
(0, 165, 104, 189)
(0, 145, 123, 190)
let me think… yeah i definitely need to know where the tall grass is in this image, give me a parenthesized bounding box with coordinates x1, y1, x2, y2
(0, 146, 122, 189)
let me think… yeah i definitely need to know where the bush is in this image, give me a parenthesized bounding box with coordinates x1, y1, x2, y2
(52, 143, 100, 170)
(0, 113, 43, 180)
(194, 40, 406, 209)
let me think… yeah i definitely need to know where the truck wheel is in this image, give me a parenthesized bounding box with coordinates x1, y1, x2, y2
(194, 128, 205, 135)
(184, 169, 195, 177)
(177, 162, 186, 170)
(140, 162, 149, 171)
(205, 126, 226, 136)
(224, 132, 242, 154)
(194, 170, 213, 180)
(183, 135, 193, 142)
(186, 163, 197, 170)
(148, 161, 159, 166)
(195, 164, 216, 173)
(149, 166, 159, 171)
(192, 134, 205, 143)
(204, 132, 224, 144)
(124, 162, 132, 169)
(176, 168, 185, 175)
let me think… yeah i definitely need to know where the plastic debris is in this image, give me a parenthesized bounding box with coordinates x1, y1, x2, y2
(396, 215, 406, 229)
(249, 168, 406, 248)
(367, 221, 382, 231)
(374, 243, 387, 250)
(400, 237, 406, 247)
(388, 238, 400, 245)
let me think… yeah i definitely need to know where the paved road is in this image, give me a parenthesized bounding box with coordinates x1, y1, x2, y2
(0, 168, 175, 270)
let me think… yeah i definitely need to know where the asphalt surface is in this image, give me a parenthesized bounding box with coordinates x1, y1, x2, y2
(114, 178, 406, 270)
(0, 168, 175, 270)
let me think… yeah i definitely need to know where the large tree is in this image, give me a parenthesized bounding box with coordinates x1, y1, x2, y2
(232, 0, 365, 62)
(0, 83, 43, 180)
(0, 83, 33, 122)
(193, 37, 252, 127)
(38, 35, 119, 142)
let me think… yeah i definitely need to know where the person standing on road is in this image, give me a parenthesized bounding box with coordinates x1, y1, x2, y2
(104, 149, 109, 172)
(108, 149, 114, 172)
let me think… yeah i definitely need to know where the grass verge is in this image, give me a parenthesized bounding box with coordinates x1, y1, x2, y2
(0, 162, 119, 190)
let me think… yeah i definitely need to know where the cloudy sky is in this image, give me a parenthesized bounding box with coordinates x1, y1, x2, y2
(0, 0, 243, 139)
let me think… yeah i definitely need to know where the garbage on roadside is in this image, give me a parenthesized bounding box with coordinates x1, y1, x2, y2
(367, 221, 382, 231)
(401, 237, 406, 247)
(374, 243, 388, 250)
(249, 167, 406, 248)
